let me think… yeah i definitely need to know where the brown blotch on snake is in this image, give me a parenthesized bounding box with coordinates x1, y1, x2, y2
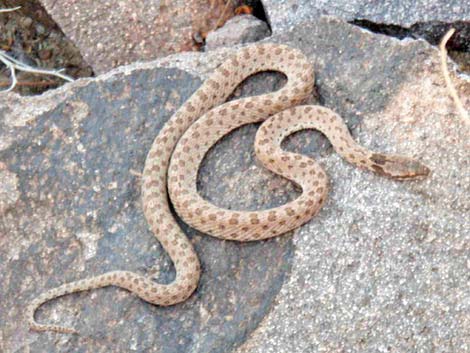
(27, 43, 429, 335)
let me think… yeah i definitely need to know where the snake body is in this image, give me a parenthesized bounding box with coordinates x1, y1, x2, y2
(27, 44, 429, 334)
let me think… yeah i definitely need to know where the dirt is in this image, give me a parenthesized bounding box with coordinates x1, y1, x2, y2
(0, 0, 93, 95)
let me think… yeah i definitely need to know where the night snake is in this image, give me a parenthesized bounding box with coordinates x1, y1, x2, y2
(27, 43, 429, 334)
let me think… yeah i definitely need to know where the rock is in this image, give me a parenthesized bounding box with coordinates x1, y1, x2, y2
(263, 0, 469, 29)
(1, 16, 468, 353)
(205, 15, 271, 51)
(0, 165, 19, 215)
(0, 49, 293, 353)
(262, 0, 470, 50)
(38, 0, 242, 73)
(236, 18, 470, 353)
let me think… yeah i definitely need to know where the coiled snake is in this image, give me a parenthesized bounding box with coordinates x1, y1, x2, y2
(27, 43, 429, 334)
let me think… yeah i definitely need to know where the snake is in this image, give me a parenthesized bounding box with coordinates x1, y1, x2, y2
(27, 43, 430, 334)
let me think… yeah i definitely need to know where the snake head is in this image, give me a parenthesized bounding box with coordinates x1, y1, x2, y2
(370, 153, 430, 180)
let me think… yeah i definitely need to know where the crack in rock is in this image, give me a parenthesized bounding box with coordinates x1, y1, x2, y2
(349, 19, 469, 52)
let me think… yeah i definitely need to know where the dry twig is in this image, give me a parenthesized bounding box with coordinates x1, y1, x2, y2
(439, 28, 468, 124)
(0, 6, 21, 13)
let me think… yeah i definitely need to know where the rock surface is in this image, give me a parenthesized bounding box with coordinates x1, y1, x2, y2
(263, 0, 469, 29)
(0, 59, 293, 353)
(205, 15, 271, 51)
(262, 0, 470, 50)
(38, 0, 242, 73)
(235, 18, 470, 353)
(1, 16, 469, 353)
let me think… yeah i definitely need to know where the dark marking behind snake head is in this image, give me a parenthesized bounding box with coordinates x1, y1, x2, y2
(370, 153, 430, 180)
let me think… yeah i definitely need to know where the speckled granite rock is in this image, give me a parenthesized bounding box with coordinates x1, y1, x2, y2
(262, 0, 470, 50)
(235, 19, 470, 353)
(1, 16, 469, 353)
(205, 15, 271, 51)
(38, 0, 242, 73)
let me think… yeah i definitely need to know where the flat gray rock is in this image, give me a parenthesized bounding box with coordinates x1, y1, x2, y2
(262, 0, 470, 50)
(1, 16, 468, 353)
(0, 63, 292, 353)
(262, 0, 469, 29)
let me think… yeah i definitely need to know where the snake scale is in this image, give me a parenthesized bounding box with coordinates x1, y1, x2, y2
(27, 43, 429, 334)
